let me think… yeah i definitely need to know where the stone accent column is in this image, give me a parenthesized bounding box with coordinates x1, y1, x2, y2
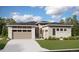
(8, 27, 12, 39)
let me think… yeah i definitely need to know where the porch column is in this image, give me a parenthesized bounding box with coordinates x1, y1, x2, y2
(32, 27, 35, 40)
(8, 27, 12, 39)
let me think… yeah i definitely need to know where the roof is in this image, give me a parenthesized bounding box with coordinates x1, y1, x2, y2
(42, 24, 73, 28)
(9, 21, 61, 25)
(47, 24, 73, 27)
(36, 21, 60, 25)
(11, 21, 37, 25)
(7, 21, 73, 27)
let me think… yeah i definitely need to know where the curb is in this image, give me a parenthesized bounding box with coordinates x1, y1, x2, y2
(46, 48, 79, 52)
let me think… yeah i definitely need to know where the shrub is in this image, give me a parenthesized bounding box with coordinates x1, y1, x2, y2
(48, 36, 52, 40)
(0, 37, 8, 50)
(63, 36, 79, 40)
(44, 38, 48, 40)
(46, 36, 59, 40)
(77, 37, 79, 40)
(0, 43, 6, 50)
(44, 36, 79, 40)
(68, 37, 75, 40)
(74, 36, 79, 40)
(52, 37, 59, 40)
(63, 37, 68, 40)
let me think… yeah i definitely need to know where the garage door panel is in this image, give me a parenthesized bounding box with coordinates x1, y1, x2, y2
(13, 31, 32, 39)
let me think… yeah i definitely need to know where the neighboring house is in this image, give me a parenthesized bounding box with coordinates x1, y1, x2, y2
(7, 21, 73, 40)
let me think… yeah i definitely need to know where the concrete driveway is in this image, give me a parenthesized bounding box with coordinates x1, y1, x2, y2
(1, 39, 48, 52)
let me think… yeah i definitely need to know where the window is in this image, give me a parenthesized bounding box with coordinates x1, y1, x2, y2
(45, 30, 48, 32)
(52, 29, 55, 35)
(60, 28, 63, 31)
(23, 30, 31, 32)
(23, 30, 26, 32)
(13, 26, 17, 28)
(27, 30, 31, 32)
(13, 30, 17, 32)
(18, 30, 22, 32)
(64, 29, 67, 31)
(23, 26, 26, 28)
(57, 28, 59, 31)
(18, 26, 22, 28)
(40, 29, 42, 34)
(26, 26, 31, 28)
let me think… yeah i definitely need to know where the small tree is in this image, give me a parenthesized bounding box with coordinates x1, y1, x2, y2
(2, 26, 8, 37)
(60, 19, 65, 24)
(60, 15, 79, 36)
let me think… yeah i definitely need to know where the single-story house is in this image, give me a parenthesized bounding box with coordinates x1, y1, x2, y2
(42, 24, 73, 38)
(7, 21, 73, 40)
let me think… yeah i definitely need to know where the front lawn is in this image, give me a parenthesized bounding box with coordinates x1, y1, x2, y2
(36, 40, 79, 50)
(0, 37, 8, 50)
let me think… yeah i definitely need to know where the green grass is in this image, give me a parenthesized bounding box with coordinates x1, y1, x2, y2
(0, 37, 8, 50)
(36, 40, 79, 50)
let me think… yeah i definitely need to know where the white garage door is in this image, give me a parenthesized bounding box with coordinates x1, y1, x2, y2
(12, 30, 32, 39)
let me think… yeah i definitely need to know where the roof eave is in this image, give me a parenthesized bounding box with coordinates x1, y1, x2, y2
(6, 25, 36, 27)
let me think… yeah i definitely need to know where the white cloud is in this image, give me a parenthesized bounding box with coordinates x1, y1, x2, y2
(4, 16, 8, 19)
(51, 15, 62, 22)
(48, 20, 55, 22)
(31, 6, 45, 9)
(44, 6, 73, 22)
(33, 16, 42, 21)
(39, 6, 45, 9)
(72, 7, 79, 16)
(45, 6, 69, 16)
(73, 11, 79, 16)
(75, 7, 79, 11)
(62, 17, 66, 20)
(52, 15, 61, 19)
(12, 14, 42, 22)
(71, 7, 79, 16)
(11, 12, 20, 15)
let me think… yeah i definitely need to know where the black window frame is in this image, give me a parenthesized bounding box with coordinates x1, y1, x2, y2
(18, 30, 22, 32)
(60, 28, 63, 31)
(52, 29, 55, 35)
(45, 30, 48, 32)
(57, 28, 59, 31)
(27, 30, 31, 32)
(64, 28, 67, 31)
(13, 30, 17, 32)
(23, 30, 26, 32)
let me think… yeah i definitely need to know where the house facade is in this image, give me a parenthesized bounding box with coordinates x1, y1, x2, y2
(7, 25, 35, 40)
(7, 21, 73, 40)
(42, 24, 72, 38)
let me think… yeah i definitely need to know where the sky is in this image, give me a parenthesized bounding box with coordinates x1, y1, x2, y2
(0, 6, 79, 22)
